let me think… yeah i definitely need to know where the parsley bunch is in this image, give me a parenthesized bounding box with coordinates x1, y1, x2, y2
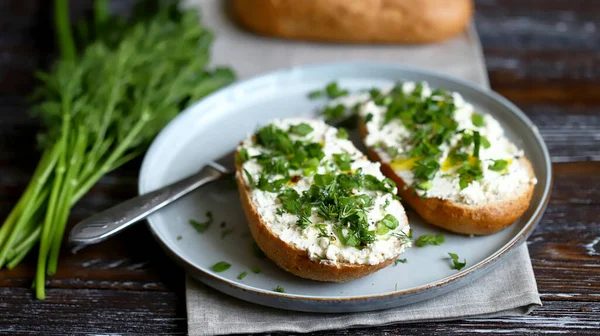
(0, 0, 234, 299)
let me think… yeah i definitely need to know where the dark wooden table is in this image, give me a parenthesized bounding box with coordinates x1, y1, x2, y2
(1, 0, 599, 335)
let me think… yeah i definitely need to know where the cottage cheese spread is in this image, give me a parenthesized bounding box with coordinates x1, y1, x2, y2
(238, 118, 410, 265)
(358, 82, 537, 205)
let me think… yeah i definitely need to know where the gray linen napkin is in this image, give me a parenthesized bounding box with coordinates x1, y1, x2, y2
(184, 1, 542, 335)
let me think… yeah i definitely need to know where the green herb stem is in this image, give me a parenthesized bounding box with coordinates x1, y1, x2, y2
(55, 0, 76, 61)
(47, 128, 88, 275)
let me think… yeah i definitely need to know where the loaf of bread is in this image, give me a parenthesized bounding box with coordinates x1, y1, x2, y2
(231, 0, 473, 44)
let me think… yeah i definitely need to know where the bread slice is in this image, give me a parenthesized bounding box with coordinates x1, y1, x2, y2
(235, 119, 410, 282)
(359, 119, 536, 235)
(230, 0, 473, 44)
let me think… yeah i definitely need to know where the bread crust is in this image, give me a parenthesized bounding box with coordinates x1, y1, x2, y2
(231, 0, 473, 44)
(359, 120, 535, 235)
(235, 155, 399, 282)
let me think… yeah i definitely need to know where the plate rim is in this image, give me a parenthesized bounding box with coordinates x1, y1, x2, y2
(139, 61, 552, 303)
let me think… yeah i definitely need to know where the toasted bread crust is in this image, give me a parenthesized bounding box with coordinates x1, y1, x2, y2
(359, 120, 535, 235)
(235, 156, 397, 282)
(230, 0, 473, 44)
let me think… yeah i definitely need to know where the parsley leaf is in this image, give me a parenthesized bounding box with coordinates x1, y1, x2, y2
(337, 127, 349, 139)
(308, 90, 324, 99)
(274, 285, 285, 293)
(236, 148, 249, 163)
(333, 153, 352, 171)
(415, 234, 445, 247)
(252, 265, 261, 273)
(448, 252, 467, 270)
(237, 271, 248, 280)
(289, 123, 314, 136)
(325, 82, 349, 98)
(189, 211, 213, 233)
(211, 261, 231, 272)
(471, 113, 485, 127)
(489, 159, 508, 172)
(322, 104, 345, 121)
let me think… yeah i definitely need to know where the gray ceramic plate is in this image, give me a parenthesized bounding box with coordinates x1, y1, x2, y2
(138, 62, 551, 313)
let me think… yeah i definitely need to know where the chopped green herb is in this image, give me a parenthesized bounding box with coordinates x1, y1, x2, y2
(289, 123, 314, 136)
(471, 113, 485, 127)
(177, 235, 182, 241)
(415, 234, 445, 247)
(333, 153, 352, 171)
(253, 242, 266, 259)
(489, 159, 508, 172)
(337, 127, 349, 139)
(394, 258, 407, 266)
(322, 104, 346, 121)
(473, 131, 481, 158)
(448, 252, 467, 270)
(302, 158, 320, 176)
(274, 285, 285, 293)
(243, 168, 255, 187)
(236, 148, 250, 163)
(325, 82, 349, 99)
(364, 113, 374, 123)
(252, 266, 261, 274)
(211, 261, 231, 272)
(416, 181, 433, 191)
(237, 271, 248, 280)
(189, 211, 214, 233)
(458, 159, 483, 190)
(221, 228, 234, 239)
(481, 135, 491, 149)
(308, 90, 325, 99)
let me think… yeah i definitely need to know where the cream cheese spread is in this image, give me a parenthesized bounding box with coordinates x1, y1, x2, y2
(238, 118, 410, 265)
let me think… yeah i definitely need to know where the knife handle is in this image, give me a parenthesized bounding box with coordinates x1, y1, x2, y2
(69, 165, 226, 246)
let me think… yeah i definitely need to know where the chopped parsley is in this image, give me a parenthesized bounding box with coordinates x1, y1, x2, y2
(211, 261, 231, 272)
(308, 90, 325, 99)
(289, 123, 314, 136)
(471, 113, 485, 127)
(237, 271, 248, 280)
(332, 153, 352, 171)
(325, 82, 349, 99)
(220, 228, 234, 239)
(252, 266, 261, 274)
(363, 82, 507, 191)
(336, 127, 349, 139)
(394, 258, 407, 265)
(241, 123, 401, 249)
(457, 159, 483, 190)
(177, 235, 182, 240)
(274, 285, 285, 293)
(189, 211, 213, 233)
(448, 252, 466, 270)
(322, 104, 346, 122)
(236, 148, 249, 163)
(415, 234, 445, 247)
(489, 159, 508, 172)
